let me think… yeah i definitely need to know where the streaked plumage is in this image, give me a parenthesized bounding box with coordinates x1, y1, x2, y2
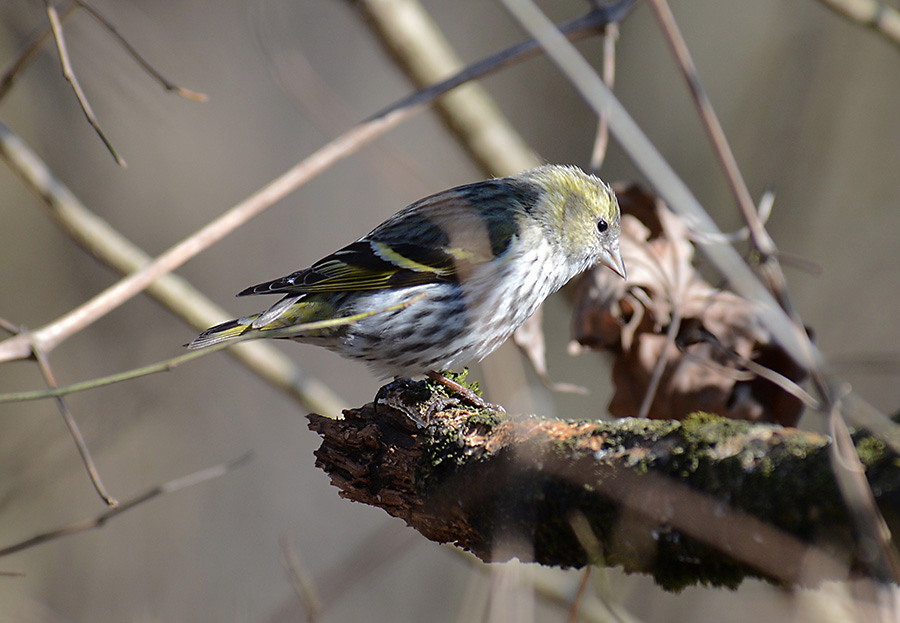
(189, 164, 625, 379)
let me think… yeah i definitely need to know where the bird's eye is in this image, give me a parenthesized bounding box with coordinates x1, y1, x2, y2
(597, 219, 608, 233)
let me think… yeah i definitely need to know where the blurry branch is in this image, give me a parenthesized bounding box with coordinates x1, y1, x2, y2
(272, 520, 626, 623)
(267, 522, 419, 623)
(0, 453, 251, 558)
(0, 340, 232, 405)
(829, 402, 900, 581)
(32, 346, 118, 506)
(352, 0, 635, 177)
(351, 0, 538, 176)
(815, 0, 900, 49)
(309, 380, 900, 591)
(0, 2, 632, 362)
(446, 549, 630, 623)
(43, 0, 125, 167)
(361, 0, 638, 126)
(0, 121, 346, 417)
(279, 536, 323, 623)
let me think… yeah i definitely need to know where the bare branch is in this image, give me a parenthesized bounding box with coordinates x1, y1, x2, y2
(0, 453, 250, 558)
(589, 23, 618, 173)
(352, 0, 538, 176)
(0, 295, 424, 406)
(0, 1, 76, 101)
(43, 0, 126, 167)
(72, 0, 207, 101)
(32, 346, 118, 506)
(815, 0, 900, 49)
(645, 0, 767, 256)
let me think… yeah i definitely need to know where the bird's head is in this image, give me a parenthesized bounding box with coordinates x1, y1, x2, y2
(521, 164, 626, 279)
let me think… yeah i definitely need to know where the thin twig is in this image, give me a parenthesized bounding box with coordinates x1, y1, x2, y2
(0, 1, 76, 101)
(638, 311, 682, 419)
(0, 317, 22, 336)
(32, 346, 118, 507)
(567, 567, 592, 623)
(279, 535, 323, 623)
(43, 0, 126, 167)
(644, 0, 810, 333)
(645, 0, 766, 255)
(0, 295, 424, 406)
(265, 521, 420, 623)
(0, 341, 230, 404)
(0, 453, 251, 558)
(688, 189, 775, 245)
(73, 0, 207, 101)
(0, 3, 633, 365)
(589, 23, 618, 173)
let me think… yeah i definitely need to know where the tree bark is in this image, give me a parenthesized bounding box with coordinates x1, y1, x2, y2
(307, 378, 900, 591)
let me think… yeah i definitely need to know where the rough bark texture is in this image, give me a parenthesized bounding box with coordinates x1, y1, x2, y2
(307, 378, 900, 591)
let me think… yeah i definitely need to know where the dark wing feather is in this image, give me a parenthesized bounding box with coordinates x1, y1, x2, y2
(238, 178, 534, 297)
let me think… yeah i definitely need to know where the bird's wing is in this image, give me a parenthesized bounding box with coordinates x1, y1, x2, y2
(238, 181, 526, 297)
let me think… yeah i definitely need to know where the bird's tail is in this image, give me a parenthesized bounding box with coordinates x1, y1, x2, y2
(186, 316, 258, 349)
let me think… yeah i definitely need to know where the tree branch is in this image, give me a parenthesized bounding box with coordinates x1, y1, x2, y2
(308, 379, 900, 591)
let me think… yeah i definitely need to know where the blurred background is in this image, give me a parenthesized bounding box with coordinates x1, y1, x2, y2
(1, 0, 899, 621)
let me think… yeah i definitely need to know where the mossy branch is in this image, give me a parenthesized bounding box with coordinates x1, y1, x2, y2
(308, 379, 900, 591)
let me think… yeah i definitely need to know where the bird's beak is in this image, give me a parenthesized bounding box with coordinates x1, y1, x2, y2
(598, 246, 627, 280)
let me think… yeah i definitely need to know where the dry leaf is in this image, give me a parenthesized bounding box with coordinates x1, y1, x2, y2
(571, 184, 808, 425)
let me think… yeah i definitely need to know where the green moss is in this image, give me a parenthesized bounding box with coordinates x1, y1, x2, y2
(427, 368, 481, 397)
(855, 434, 887, 466)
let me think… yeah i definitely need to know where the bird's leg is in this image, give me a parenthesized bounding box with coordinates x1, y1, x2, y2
(425, 371, 506, 413)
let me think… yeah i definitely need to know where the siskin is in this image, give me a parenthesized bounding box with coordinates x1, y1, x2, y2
(189, 164, 625, 406)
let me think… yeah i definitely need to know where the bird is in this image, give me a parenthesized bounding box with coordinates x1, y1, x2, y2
(188, 164, 625, 409)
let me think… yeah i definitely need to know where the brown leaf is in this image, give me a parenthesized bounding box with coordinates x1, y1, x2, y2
(571, 184, 808, 425)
